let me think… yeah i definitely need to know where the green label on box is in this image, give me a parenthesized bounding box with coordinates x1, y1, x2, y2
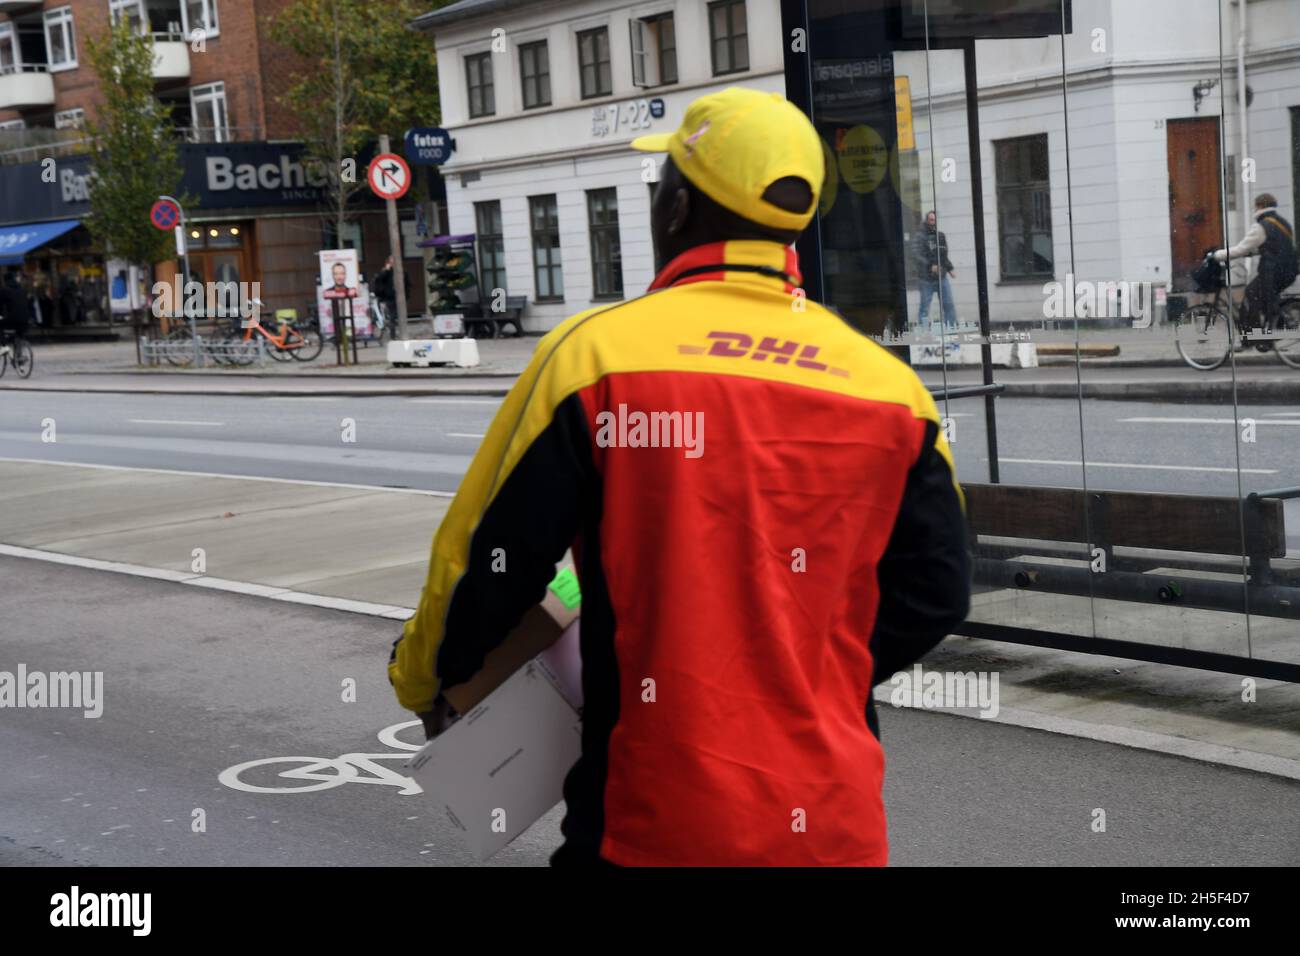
(548, 567, 582, 610)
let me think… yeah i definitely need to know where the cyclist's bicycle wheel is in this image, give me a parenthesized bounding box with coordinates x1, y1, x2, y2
(11, 337, 34, 378)
(1275, 299, 1300, 369)
(1176, 304, 1231, 371)
(285, 327, 324, 361)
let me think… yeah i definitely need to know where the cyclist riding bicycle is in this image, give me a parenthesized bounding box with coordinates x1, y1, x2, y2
(0, 269, 32, 339)
(1212, 192, 1298, 331)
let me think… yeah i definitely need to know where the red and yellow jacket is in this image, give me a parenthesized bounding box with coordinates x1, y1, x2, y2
(390, 240, 970, 866)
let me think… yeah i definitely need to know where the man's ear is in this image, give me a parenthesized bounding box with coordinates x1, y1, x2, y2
(667, 187, 691, 236)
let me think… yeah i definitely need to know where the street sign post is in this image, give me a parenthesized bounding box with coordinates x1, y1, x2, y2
(372, 139, 410, 339)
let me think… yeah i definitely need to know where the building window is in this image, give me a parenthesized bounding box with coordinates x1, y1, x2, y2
(529, 194, 563, 302)
(519, 40, 550, 110)
(587, 188, 623, 300)
(44, 7, 77, 71)
(109, 0, 144, 33)
(465, 52, 494, 119)
(708, 1, 748, 77)
(0, 23, 18, 74)
(54, 108, 85, 130)
(111, 0, 212, 39)
(577, 27, 611, 99)
(186, 0, 220, 40)
(475, 201, 506, 296)
(630, 13, 676, 87)
(190, 82, 228, 142)
(994, 134, 1054, 280)
(0, 119, 26, 131)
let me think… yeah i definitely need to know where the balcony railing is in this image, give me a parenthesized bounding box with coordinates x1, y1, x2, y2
(171, 126, 264, 144)
(151, 36, 191, 80)
(0, 64, 55, 111)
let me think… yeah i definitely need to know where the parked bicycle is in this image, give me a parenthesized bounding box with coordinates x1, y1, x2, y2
(1176, 254, 1300, 371)
(222, 302, 323, 365)
(0, 330, 34, 378)
(161, 305, 323, 367)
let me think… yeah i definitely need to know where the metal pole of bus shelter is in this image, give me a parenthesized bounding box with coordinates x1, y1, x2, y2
(961, 42, 1001, 483)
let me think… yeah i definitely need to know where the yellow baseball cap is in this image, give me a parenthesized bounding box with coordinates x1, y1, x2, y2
(632, 87, 824, 233)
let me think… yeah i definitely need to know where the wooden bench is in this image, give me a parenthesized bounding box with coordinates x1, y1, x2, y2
(963, 483, 1298, 618)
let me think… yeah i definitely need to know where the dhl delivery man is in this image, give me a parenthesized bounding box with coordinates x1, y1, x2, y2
(390, 87, 970, 866)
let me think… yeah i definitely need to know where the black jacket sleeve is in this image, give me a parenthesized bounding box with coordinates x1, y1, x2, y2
(870, 418, 971, 685)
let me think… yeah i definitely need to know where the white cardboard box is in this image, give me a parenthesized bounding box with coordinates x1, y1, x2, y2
(406, 622, 582, 861)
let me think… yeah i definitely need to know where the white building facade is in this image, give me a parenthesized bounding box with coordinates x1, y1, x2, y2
(415, 0, 785, 332)
(895, 0, 1300, 327)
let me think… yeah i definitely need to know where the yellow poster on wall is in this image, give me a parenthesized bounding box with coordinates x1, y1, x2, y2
(836, 125, 889, 194)
(895, 76, 915, 151)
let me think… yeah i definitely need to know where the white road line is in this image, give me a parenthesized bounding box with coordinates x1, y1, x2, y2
(446, 432, 486, 439)
(1000, 457, 1278, 475)
(128, 419, 226, 427)
(871, 692, 1300, 782)
(406, 398, 502, 405)
(0, 543, 415, 620)
(262, 397, 342, 403)
(0, 456, 455, 496)
(1120, 416, 1300, 426)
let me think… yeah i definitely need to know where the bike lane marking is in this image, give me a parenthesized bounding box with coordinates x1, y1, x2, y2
(0, 543, 416, 620)
(0, 455, 455, 496)
(219, 722, 426, 796)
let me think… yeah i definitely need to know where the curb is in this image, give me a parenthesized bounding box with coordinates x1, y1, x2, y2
(0, 383, 512, 398)
(57, 367, 525, 379)
(1001, 380, 1300, 403)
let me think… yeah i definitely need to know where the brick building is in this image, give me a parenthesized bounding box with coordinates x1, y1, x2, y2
(0, 0, 438, 336)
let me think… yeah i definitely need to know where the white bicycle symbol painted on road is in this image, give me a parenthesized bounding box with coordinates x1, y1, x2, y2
(219, 721, 426, 796)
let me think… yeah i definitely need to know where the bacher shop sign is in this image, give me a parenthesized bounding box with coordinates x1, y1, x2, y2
(0, 142, 384, 225)
(187, 142, 332, 206)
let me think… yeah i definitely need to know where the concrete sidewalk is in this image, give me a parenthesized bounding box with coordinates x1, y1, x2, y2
(3, 458, 1298, 778)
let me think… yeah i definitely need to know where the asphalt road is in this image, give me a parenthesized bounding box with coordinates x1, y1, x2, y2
(1, 390, 1296, 548)
(3, 556, 1297, 867)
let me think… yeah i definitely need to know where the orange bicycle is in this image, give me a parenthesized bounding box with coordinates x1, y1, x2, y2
(223, 306, 323, 364)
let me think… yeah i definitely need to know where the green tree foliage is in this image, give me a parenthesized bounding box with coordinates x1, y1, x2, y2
(268, 0, 447, 242)
(83, 19, 186, 277)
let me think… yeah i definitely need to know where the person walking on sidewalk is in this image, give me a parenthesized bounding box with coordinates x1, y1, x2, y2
(371, 256, 409, 328)
(912, 210, 958, 331)
(388, 88, 970, 867)
(1213, 192, 1298, 331)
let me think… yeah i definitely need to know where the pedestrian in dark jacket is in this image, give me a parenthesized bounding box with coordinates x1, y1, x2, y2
(372, 256, 410, 321)
(912, 210, 957, 331)
(0, 271, 31, 337)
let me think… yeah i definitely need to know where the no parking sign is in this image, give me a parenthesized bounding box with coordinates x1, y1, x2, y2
(150, 198, 180, 230)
